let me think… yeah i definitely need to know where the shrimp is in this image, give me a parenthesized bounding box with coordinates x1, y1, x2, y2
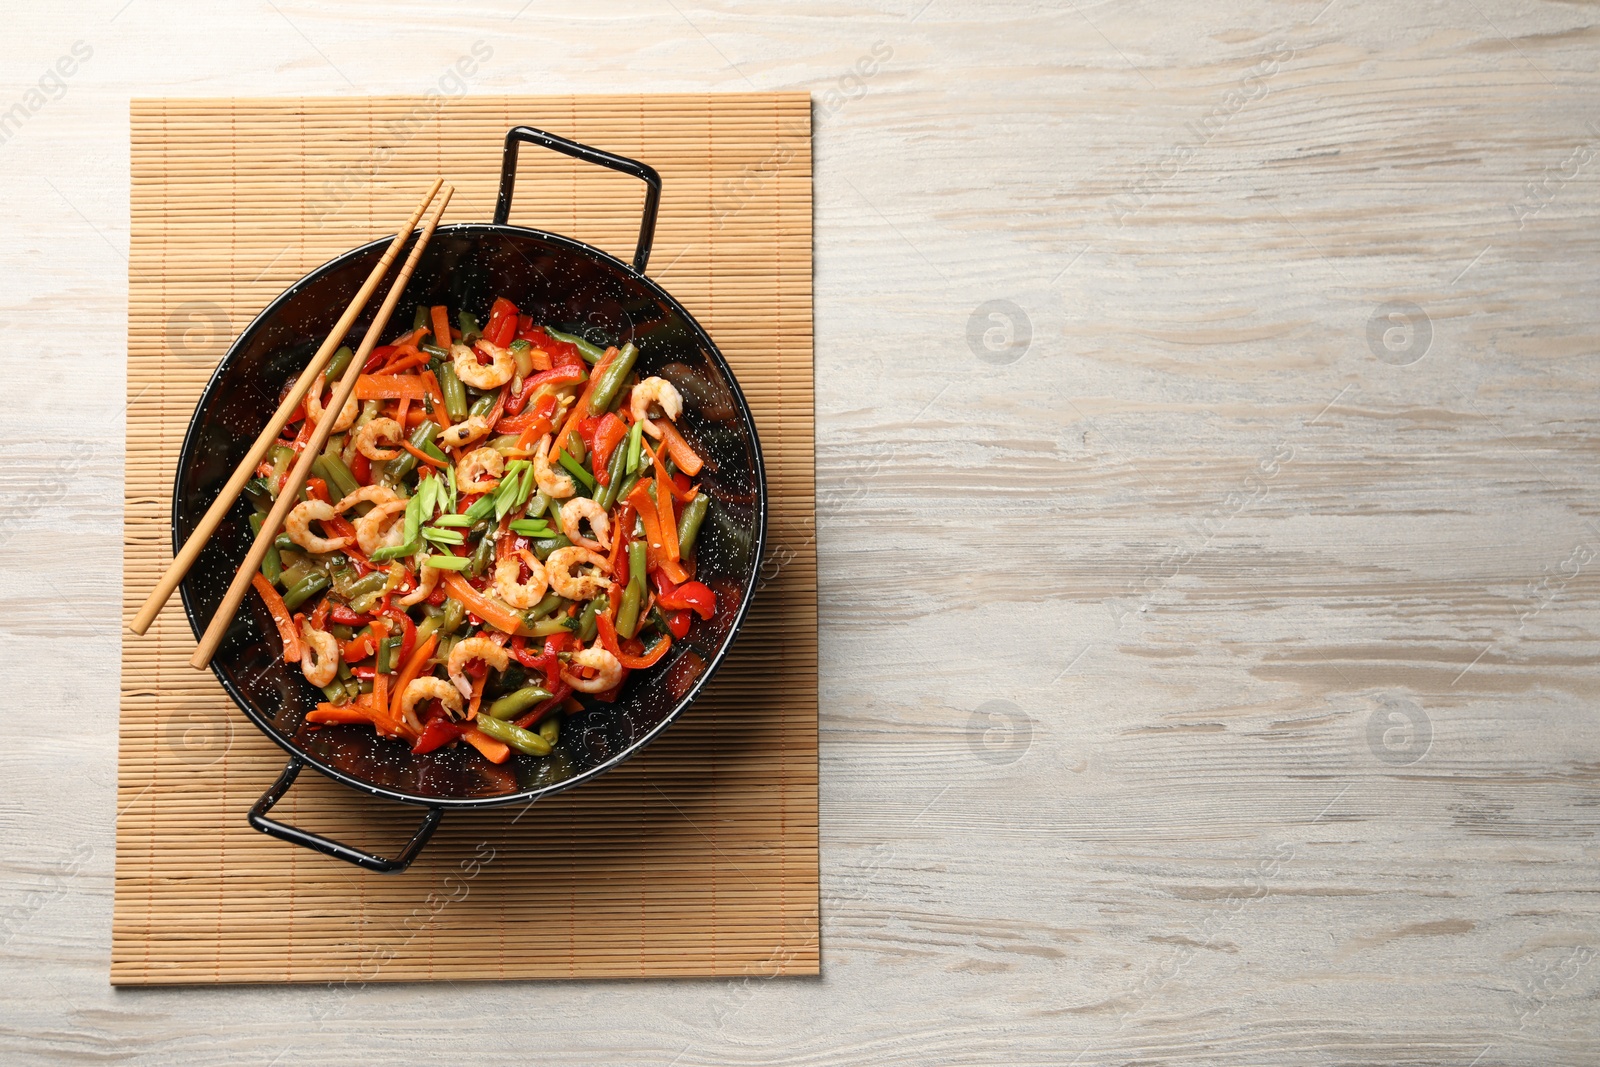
(630, 376, 683, 439)
(456, 446, 504, 495)
(446, 635, 511, 699)
(452, 341, 515, 390)
(353, 416, 406, 460)
(305, 373, 358, 432)
(493, 550, 548, 609)
(299, 623, 339, 688)
(533, 434, 576, 499)
(356, 499, 409, 556)
(399, 676, 463, 734)
(333, 484, 401, 513)
(395, 560, 441, 609)
(285, 499, 352, 553)
(545, 546, 611, 600)
(559, 496, 612, 551)
(561, 642, 623, 694)
(439, 415, 491, 449)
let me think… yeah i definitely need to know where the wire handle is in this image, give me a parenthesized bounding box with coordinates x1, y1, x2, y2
(249, 757, 443, 873)
(494, 125, 661, 273)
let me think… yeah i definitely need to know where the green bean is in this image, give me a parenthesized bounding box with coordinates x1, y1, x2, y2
(273, 533, 295, 551)
(317, 448, 361, 501)
(336, 657, 354, 682)
(464, 530, 495, 579)
(612, 468, 643, 513)
(617, 540, 648, 639)
(343, 571, 388, 603)
(525, 590, 565, 618)
(437, 363, 469, 422)
(440, 597, 467, 634)
(413, 305, 430, 331)
(538, 716, 560, 745)
(383, 419, 441, 484)
(281, 571, 330, 611)
(575, 598, 601, 643)
(676, 494, 710, 557)
(267, 445, 294, 499)
(531, 534, 572, 561)
(624, 418, 644, 475)
(326, 345, 356, 382)
(543, 326, 607, 365)
(422, 342, 450, 359)
(587, 342, 639, 416)
(376, 633, 398, 674)
(249, 514, 283, 584)
(596, 437, 631, 510)
(486, 685, 555, 720)
(321, 681, 350, 704)
(331, 623, 354, 642)
(458, 311, 481, 343)
(468, 390, 498, 419)
(471, 714, 553, 756)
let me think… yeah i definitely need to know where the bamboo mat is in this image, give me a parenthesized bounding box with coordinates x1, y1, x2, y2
(115, 95, 816, 985)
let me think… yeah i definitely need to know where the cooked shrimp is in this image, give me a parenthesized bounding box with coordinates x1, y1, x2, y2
(562, 642, 623, 694)
(439, 415, 491, 449)
(533, 434, 576, 499)
(545, 546, 611, 600)
(493, 550, 548, 609)
(630, 376, 683, 439)
(456, 447, 504, 495)
(353, 416, 406, 460)
(305, 374, 358, 432)
(355, 499, 409, 556)
(333, 484, 401, 513)
(395, 560, 441, 609)
(452, 341, 515, 390)
(559, 496, 612, 551)
(299, 623, 339, 688)
(399, 676, 463, 734)
(446, 635, 511, 699)
(285, 500, 352, 553)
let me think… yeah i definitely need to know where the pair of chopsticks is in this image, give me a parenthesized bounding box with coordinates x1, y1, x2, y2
(129, 180, 455, 670)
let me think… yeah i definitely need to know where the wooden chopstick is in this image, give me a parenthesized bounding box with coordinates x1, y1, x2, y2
(188, 184, 455, 670)
(130, 178, 444, 637)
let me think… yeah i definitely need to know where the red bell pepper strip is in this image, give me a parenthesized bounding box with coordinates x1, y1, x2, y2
(347, 451, 371, 486)
(252, 573, 305, 662)
(504, 365, 585, 417)
(665, 609, 692, 639)
(655, 576, 716, 620)
(340, 618, 388, 663)
(381, 606, 417, 671)
(328, 603, 366, 625)
(484, 297, 519, 348)
(363, 345, 397, 373)
(411, 716, 462, 754)
(512, 680, 572, 730)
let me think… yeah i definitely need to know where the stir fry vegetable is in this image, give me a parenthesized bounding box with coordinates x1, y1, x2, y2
(243, 298, 719, 764)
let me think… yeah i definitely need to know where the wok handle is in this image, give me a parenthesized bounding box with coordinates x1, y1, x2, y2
(495, 125, 662, 274)
(248, 756, 443, 874)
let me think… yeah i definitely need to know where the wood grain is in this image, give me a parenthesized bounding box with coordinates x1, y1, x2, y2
(2, 0, 1597, 1063)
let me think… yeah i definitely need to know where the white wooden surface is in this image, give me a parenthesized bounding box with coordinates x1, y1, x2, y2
(3, 1, 1598, 1063)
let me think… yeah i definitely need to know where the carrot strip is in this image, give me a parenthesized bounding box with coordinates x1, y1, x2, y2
(462, 727, 510, 763)
(467, 672, 487, 719)
(431, 306, 452, 352)
(550, 346, 617, 457)
(419, 369, 452, 429)
(307, 703, 377, 725)
(651, 418, 703, 476)
(646, 440, 681, 562)
(389, 632, 440, 731)
(252, 573, 305, 662)
(402, 441, 447, 469)
(441, 572, 530, 636)
(354, 374, 428, 400)
(395, 395, 411, 430)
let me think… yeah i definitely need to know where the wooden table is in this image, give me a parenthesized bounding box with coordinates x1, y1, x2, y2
(4, 2, 1597, 1063)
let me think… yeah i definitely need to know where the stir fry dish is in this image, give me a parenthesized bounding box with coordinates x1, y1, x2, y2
(241, 298, 718, 764)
